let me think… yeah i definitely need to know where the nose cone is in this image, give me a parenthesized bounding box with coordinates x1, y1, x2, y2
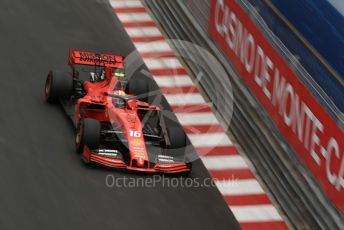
(137, 158, 145, 167)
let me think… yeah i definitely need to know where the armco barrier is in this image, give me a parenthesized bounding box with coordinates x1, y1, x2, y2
(246, 0, 344, 122)
(267, 0, 344, 83)
(143, 0, 344, 229)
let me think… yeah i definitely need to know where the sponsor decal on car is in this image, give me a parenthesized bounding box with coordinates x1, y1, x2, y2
(95, 149, 121, 158)
(132, 139, 143, 146)
(157, 155, 175, 163)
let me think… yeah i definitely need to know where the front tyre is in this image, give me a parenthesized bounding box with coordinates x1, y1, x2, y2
(76, 118, 101, 154)
(167, 127, 186, 149)
(45, 70, 73, 104)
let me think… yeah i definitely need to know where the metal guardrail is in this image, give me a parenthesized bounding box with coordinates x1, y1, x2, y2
(262, 0, 344, 89)
(237, 0, 344, 127)
(143, 0, 344, 229)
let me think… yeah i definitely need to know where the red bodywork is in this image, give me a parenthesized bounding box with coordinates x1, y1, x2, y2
(69, 50, 190, 173)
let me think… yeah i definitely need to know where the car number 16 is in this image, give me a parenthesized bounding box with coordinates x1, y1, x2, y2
(129, 130, 141, 137)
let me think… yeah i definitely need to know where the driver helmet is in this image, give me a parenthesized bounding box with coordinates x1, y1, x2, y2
(90, 70, 105, 82)
(113, 68, 125, 78)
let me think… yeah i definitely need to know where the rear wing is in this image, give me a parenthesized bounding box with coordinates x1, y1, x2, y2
(68, 49, 124, 68)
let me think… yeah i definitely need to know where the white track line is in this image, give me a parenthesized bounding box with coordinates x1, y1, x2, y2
(230, 205, 283, 222)
(134, 41, 173, 53)
(153, 75, 193, 87)
(175, 112, 219, 125)
(216, 179, 265, 195)
(126, 27, 162, 37)
(110, 0, 143, 8)
(164, 93, 206, 105)
(202, 155, 248, 170)
(188, 133, 232, 147)
(117, 13, 152, 22)
(143, 58, 183, 69)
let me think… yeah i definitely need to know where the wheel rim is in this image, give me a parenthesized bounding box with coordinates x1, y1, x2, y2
(76, 132, 80, 146)
(76, 122, 83, 149)
(45, 75, 52, 100)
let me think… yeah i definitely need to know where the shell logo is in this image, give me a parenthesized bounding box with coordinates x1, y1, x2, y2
(132, 139, 143, 146)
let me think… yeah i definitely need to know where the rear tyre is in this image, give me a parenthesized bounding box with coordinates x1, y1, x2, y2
(76, 118, 101, 154)
(167, 127, 186, 149)
(45, 70, 73, 104)
(125, 79, 149, 102)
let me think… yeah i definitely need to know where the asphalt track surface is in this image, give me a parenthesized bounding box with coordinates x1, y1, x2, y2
(0, 0, 241, 229)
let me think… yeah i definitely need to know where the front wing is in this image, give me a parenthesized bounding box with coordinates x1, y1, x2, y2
(82, 146, 191, 173)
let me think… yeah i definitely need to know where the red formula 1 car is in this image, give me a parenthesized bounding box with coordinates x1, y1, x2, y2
(44, 49, 191, 173)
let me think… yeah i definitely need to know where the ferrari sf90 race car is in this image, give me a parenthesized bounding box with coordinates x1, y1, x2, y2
(44, 49, 191, 173)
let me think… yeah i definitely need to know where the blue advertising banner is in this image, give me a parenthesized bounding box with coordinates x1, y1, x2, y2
(247, 0, 344, 113)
